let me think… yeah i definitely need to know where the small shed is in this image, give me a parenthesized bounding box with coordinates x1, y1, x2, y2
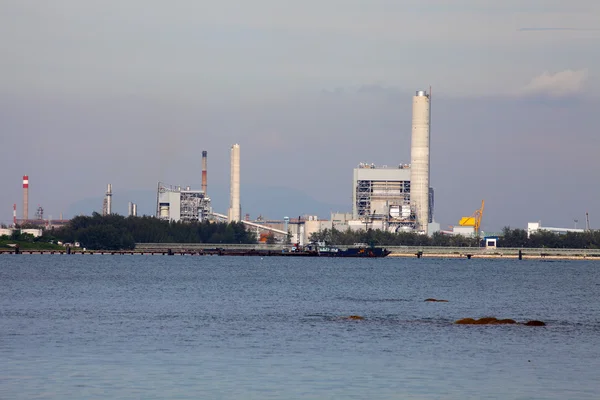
(484, 236, 498, 249)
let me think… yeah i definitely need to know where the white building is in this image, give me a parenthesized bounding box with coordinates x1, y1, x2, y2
(527, 222, 584, 238)
(156, 182, 211, 222)
(0, 228, 13, 237)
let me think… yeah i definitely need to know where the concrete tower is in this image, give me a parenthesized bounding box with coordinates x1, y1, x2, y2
(228, 144, 241, 222)
(106, 184, 113, 215)
(410, 90, 430, 234)
(201, 150, 208, 194)
(22, 175, 29, 221)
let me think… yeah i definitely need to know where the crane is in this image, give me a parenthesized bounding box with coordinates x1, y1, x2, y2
(458, 200, 485, 237)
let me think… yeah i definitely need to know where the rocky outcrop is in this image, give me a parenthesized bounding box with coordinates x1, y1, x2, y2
(455, 317, 516, 325)
(524, 320, 546, 326)
(343, 315, 364, 320)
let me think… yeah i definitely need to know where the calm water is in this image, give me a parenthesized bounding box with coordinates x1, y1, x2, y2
(1, 255, 599, 399)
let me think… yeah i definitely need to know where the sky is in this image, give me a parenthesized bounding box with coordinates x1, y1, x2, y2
(1, 0, 599, 231)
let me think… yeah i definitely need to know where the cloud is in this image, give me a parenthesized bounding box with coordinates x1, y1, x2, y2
(520, 69, 589, 97)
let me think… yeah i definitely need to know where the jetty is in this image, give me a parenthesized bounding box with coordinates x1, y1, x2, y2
(2, 243, 600, 260)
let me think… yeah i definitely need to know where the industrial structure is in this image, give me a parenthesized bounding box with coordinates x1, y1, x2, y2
(352, 163, 414, 231)
(202, 150, 208, 194)
(410, 89, 431, 234)
(348, 89, 437, 235)
(127, 202, 138, 217)
(228, 144, 241, 222)
(156, 182, 211, 222)
(102, 184, 113, 216)
(22, 175, 29, 221)
(450, 200, 485, 237)
(527, 221, 584, 238)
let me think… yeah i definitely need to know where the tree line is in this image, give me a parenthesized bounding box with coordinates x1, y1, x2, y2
(48, 213, 257, 250)
(308, 227, 600, 249)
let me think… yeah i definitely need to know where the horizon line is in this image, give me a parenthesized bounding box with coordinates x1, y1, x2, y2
(518, 27, 600, 31)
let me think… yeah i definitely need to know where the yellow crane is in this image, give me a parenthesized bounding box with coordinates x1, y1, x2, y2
(458, 200, 485, 236)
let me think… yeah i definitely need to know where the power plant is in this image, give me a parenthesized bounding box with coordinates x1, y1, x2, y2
(155, 149, 212, 223)
(6, 88, 595, 243)
(350, 89, 435, 234)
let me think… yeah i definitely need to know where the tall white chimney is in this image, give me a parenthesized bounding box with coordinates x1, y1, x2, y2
(228, 144, 241, 222)
(410, 90, 430, 234)
(106, 184, 113, 215)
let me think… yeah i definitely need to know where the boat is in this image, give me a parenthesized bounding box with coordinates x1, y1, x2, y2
(301, 242, 391, 258)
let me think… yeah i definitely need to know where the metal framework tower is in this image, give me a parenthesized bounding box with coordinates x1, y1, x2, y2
(35, 206, 44, 220)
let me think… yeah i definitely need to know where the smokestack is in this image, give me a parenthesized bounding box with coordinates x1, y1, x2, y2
(13, 204, 17, 226)
(410, 90, 430, 234)
(132, 203, 137, 217)
(23, 175, 29, 221)
(228, 144, 241, 222)
(128, 202, 133, 217)
(106, 184, 113, 215)
(202, 150, 208, 194)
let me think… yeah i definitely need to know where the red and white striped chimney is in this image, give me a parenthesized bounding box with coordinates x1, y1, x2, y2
(23, 175, 29, 221)
(13, 204, 17, 226)
(201, 150, 208, 194)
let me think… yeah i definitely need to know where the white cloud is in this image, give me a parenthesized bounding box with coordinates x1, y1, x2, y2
(520, 69, 589, 97)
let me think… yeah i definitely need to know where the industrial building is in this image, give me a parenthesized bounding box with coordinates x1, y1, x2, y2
(156, 182, 212, 223)
(352, 163, 415, 231)
(339, 89, 438, 235)
(527, 222, 585, 238)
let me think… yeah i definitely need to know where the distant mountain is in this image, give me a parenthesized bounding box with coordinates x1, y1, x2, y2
(65, 186, 348, 221)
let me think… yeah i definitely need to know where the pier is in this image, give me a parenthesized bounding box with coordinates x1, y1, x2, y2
(2, 243, 600, 259)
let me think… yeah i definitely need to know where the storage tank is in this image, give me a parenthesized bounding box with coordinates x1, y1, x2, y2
(160, 205, 169, 218)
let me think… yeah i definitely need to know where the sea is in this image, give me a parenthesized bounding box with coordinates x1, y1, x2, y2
(1, 255, 599, 399)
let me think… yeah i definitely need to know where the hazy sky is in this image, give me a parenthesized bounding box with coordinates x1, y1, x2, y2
(1, 0, 599, 231)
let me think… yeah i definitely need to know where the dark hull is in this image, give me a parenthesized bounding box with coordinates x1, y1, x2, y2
(316, 248, 391, 258)
(205, 247, 391, 258)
